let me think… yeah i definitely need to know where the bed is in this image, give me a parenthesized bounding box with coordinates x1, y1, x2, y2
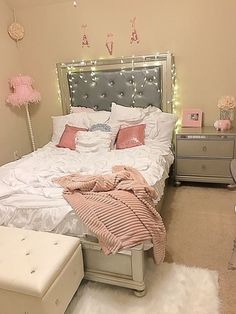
(0, 53, 176, 296)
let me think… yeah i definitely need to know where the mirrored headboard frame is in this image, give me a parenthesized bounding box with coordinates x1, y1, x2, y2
(56, 52, 174, 114)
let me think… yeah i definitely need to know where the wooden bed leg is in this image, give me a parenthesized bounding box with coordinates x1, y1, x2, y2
(133, 289, 146, 297)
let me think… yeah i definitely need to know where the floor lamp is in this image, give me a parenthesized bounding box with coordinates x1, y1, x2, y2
(6, 75, 41, 151)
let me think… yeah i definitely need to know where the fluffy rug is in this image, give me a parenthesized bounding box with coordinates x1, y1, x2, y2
(66, 259, 219, 314)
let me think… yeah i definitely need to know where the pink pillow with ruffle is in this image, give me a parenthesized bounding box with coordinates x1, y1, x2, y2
(57, 124, 87, 150)
(116, 124, 146, 149)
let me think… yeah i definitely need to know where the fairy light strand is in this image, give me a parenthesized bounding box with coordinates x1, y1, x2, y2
(60, 54, 176, 113)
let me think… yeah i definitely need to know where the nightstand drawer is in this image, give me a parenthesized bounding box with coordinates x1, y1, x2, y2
(177, 140, 234, 158)
(176, 159, 231, 177)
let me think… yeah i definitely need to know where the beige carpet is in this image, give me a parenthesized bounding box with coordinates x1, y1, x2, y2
(161, 184, 236, 314)
(66, 260, 219, 314)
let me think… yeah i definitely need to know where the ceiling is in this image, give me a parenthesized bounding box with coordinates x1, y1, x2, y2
(6, 0, 71, 9)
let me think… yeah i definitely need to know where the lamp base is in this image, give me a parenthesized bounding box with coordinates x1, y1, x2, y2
(25, 103, 36, 151)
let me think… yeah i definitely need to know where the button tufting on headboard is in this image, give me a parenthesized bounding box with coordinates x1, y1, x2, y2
(57, 53, 174, 114)
(67, 67, 162, 111)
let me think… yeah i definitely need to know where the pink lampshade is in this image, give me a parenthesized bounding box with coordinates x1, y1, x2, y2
(6, 75, 41, 107)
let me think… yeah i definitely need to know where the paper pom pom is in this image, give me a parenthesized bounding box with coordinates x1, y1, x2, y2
(8, 22, 24, 41)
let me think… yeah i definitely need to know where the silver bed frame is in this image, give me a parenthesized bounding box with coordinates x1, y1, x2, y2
(56, 53, 174, 296)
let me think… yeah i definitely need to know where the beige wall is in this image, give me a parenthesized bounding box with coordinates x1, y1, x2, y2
(14, 0, 236, 148)
(0, 0, 31, 165)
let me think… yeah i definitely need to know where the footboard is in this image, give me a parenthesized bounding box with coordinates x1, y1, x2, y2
(79, 190, 166, 294)
(81, 239, 146, 293)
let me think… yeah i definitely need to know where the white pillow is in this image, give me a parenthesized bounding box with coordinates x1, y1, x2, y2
(109, 103, 161, 140)
(109, 102, 177, 148)
(109, 102, 158, 123)
(51, 111, 111, 144)
(51, 113, 89, 144)
(76, 130, 112, 153)
(156, 112, 177, 147)
(86, 111, 110, 126)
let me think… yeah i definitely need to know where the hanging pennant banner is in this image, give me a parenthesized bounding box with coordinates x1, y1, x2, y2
(81, 24, 90, 48)
(130, 17, 139, 44)
(106, 33, 114, 55)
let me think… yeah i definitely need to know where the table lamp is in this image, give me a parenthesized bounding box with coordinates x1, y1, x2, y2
(6, 75, 41, 151)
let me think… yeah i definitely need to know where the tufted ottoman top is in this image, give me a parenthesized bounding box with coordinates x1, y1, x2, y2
(0, 226, 81, 298)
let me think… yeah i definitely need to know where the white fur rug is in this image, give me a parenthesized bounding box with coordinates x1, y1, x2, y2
(66, 260, 219, 314)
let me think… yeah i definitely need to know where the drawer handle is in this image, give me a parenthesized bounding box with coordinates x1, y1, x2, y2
(201, 164, 206, 170)
(202, 146, 207, 152)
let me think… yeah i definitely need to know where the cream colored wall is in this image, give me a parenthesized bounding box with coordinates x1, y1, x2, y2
(16, 0, 236, 147)
(0, 0, 31, 165)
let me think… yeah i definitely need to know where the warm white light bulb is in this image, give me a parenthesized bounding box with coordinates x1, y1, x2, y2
(73, 0, 77, 8)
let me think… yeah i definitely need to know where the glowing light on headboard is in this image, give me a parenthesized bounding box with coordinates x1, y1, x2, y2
(64, 55, 163, 110)
(57, 53, 174, 114)
(171, 63, 181, 130)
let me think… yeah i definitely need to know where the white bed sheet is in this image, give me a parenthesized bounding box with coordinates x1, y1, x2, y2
(0, 142, 173, 238)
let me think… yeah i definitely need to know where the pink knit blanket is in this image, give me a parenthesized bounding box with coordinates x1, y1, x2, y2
(54, 166, 166, 264)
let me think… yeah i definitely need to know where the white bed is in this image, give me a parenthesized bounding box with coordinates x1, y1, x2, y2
(0, 53, 176, 295)
(0, 142, 173, 236)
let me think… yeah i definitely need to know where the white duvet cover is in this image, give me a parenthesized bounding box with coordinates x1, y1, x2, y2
(0, 142, 173, 236)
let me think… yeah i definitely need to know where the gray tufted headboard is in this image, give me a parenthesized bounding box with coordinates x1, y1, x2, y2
(57, 53, 174, 114)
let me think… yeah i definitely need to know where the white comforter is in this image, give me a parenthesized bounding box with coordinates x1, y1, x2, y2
(0, 142, 173, 233)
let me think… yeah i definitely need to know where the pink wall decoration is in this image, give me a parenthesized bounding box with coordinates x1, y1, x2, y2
(106, 33, 114, 55)
(81, 24, 90, 48)
(130, 17, 139, 44)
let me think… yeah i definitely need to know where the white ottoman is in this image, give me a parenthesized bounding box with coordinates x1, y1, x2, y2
(0, 226, 84, 314)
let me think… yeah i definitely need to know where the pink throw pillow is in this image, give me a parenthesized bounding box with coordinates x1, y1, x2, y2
(57, 124, 87, 150)
(116, 124, 146, 149)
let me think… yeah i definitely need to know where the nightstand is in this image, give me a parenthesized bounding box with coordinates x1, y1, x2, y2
(175, 127, 236, 186)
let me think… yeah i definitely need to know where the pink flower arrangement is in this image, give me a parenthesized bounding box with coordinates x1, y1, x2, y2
(217, 95, 236, 110)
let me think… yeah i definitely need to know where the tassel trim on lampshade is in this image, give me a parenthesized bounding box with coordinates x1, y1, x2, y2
(6, 75, 41, 107)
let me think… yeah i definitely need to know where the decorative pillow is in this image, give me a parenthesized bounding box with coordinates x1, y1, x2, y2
(51, 113, 90, 144)
(89, 123, 112, 132)
(110, 103, 177, 148)
(76, 130, 112, 153)
(89, 123, 120, 149)
(116, 124, 146, 150)
(51, 111, 111, 144)
(57, 124, 87, 150)
(109, 102, 161, 141)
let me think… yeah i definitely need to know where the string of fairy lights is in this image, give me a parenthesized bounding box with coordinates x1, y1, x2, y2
(171, 63, 181, 129)
(56, 53, 179, 116)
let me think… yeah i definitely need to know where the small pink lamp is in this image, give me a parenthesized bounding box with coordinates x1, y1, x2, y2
(6, 75, 41, 151)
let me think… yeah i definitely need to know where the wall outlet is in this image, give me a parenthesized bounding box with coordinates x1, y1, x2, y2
(13, 150, 21, 160)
